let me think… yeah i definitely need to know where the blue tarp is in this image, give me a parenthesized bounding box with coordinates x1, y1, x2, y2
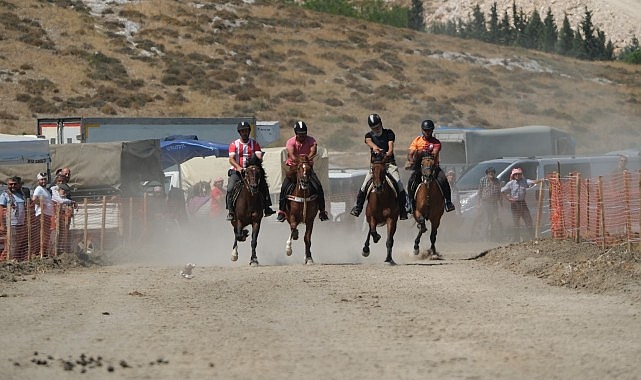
(160, 138, 229, 169)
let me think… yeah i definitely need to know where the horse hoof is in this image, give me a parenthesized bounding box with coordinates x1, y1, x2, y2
(362, 246, 370, 257)
(412, 248, 419, 256)
(384, 259, 397, 266)
(430, 253, 443, 260)
(286, 248, 292, 257)
(305, 257, 314, 265)
(249, 259, 259, 266)
(231, 254, 238, 262)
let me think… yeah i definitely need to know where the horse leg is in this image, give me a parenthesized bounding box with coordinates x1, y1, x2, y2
(249, 222, 260, 266)
(384, 220, 397, 265)
(231, 238, 239, 262)
(303, 224, 314, 265)
(362, 230, 371, 257)
(429, 220, 442, 260)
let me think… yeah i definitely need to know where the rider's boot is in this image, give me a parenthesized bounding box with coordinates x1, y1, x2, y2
(398, 190, 408, 220)
(349, 189, 366, 217)
(438, 175, 456, 212)
(225, 190, 235, 221)
(317, 188, 329, 221)
(276, 194, 287, 222)
(264, 205, 276, 217)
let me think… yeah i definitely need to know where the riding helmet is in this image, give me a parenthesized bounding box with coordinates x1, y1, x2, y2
(293, 121, 308, 134)
(421, 119, 435, 130)
(367, 113, 382, 128)
(237, 121, 251, 131)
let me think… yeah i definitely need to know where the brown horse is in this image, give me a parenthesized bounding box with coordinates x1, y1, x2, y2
(412, 152, 445, 258)
(285, 156, 319, 264)
(230, 159, 264, 266)
(362, 153, 399, 265)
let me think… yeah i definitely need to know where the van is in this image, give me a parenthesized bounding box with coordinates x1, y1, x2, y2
(454, 154, 638, 238)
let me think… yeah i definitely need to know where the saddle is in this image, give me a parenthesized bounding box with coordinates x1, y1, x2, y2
(365, 174, 399, 197)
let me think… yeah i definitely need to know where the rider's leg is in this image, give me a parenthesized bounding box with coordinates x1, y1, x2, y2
(436, 169, 456, 212)
(226, 171, 239, 220)
(258, 168, 275, 216)
(350, 171, 371, 217)
(407, 172, 417, 212)
(276, 176, 291, 222)
(388, 164, 408, 220)
(312, 173, 329, 221)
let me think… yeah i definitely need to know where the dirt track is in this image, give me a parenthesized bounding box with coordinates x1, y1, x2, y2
(1, 219, 640, 379)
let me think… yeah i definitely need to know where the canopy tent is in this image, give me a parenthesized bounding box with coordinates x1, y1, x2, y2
(160, 138, 229, 170)
(0, 135, 51, 186)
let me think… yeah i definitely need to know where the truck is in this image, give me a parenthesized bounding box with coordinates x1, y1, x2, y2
(434, 125, 576, 175)
(36, 117, 281, 147)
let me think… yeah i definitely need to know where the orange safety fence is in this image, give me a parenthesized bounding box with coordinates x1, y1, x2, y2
(1, 193, 180, 262)
(548, 170, 640, 250)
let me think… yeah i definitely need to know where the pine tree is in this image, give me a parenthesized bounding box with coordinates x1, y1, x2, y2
(556, 14, 574, 55)
(522, 9, 544, 49)
(408, 0, 425, 31)
(542, 8, 558, 53)
(498, 10, 512, 45)
(580, 7, 599, 59)
(488, 2, 500, 43)
(468, 4, 487, 41)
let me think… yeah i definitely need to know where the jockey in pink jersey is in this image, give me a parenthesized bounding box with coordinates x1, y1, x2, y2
(276, 121, 329, 222)
(225, 121, 276, 221)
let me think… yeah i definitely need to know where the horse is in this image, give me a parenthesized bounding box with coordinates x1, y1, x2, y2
(230, 156, 265, 266)
(412, 152, 445, 259)
(284, 156, 319, 264)
(362, 153, 399, 265)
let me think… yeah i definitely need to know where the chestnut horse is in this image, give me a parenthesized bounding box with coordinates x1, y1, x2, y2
(285, 156, 319, 264)
(230, 158, 264, 265)
(362, 153, 399, 265)
(412, 152, 444, 258)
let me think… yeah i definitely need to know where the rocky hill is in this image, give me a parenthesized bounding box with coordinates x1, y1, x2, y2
(0, 0, 639, 156)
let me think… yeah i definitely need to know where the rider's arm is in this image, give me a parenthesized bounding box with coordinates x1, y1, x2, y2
(286, 144, 296, 162)
(308, 142, 317, 159)
(364, 136, 381, 154)
(386, 140, 394, 157)
(228, 154, 243, 171)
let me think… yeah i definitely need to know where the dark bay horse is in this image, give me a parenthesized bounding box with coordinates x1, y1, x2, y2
(285, 156, 319, 264)
(412, 153, 445, 259)
(362, 153, 399, 265)
(230, 157, 264, 265)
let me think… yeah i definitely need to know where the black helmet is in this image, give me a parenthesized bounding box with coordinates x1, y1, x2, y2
(237, 121, 251, 131)
(293, 121, 307, 134)
(367, 113, 382, 128)
(485, 167, 496, 174)
(421, 120, 435, 130)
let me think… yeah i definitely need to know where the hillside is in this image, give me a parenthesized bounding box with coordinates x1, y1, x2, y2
(0, 0, 640, 156)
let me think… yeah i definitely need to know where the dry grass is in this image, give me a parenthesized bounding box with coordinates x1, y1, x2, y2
(0, 0, 640, 154)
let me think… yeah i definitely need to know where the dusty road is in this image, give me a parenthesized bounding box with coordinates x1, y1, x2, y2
(1, 220, 640, 379)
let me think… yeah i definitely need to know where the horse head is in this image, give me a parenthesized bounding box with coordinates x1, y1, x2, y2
(418, 153, 436, 182)
(295, 156, 312, 191)
(243, 164, 261, 195)
(370, 153, 388, 193)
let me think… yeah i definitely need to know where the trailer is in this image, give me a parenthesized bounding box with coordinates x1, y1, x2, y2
(434, 125, 576, 175)
(37, 116, 280, 147)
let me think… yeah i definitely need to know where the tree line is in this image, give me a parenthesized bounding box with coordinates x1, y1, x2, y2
(293, 0, 640, 64)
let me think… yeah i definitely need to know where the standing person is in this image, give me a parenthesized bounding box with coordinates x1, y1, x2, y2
(615, 155, 628, 172)
(51, 183, 74, 254)
(276, 121, 329, 222)
(210, 177, 225, 218)
(225, 121, 276, 221)
(349, 113, 408, 220)
(445, 170, 460, 214)
(32, 172, 54, 256)
(501, 167, 543, 242)
(0, 176, 28, 261)
(478, 167, 502, 240)
(405, 119, 456, 213)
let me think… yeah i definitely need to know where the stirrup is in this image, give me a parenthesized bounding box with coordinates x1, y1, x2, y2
(445, 202, 455, 212)
(349, 206, 362, 217)
(276, 211, 287, 222)
(264, 207, 276, 216)
(319, 210, 329, 221)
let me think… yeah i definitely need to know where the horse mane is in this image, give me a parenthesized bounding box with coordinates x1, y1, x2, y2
(413, 152, 434, 172)
(247, 153, 263, 168)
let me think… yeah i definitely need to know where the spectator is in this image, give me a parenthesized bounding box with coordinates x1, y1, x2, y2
(0, 176, 28, 261)
(32, 172, 54, 256)
(501, 167, 543, 242)
(478, 167, 502, 241)
(210, 177, 225, 218)
(51, 183, 74, 254)
(445, 170, 460, 214)
(167, 185, 187, 226)
(615, 155, 628, 172)
(50, 174, 68, 203)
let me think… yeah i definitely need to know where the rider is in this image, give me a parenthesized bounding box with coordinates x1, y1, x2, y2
(225, 121, 276, 221)
(276, 121, 329, 222)
(405, 119, 456, 213)
(349, 113, 409, 220)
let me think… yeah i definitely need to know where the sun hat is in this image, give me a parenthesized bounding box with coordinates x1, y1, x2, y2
(37, 172, 47, 180)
